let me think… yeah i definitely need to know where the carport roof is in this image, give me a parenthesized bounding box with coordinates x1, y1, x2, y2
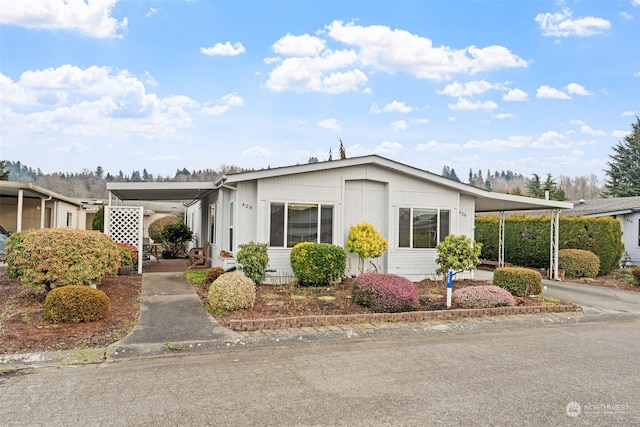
(106, 182, 217, 202)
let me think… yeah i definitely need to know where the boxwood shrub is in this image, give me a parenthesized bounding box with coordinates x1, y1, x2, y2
(631, 266, 640, 285)
(493, 267, 543, 297)
(558, 249, 600, 279)
(44, 285, 111, 323)
(208, 272, 256, 312)
(4, 228, 121, 291)
(290, 242, 346, 286)
(351, 273, 419, 313)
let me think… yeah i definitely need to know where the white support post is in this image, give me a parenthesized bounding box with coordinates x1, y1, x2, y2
(40, 198, 46, 229)
(549, 210, 561, 280)
(498, 211, 506, 268)
(16, 189, 24, 232)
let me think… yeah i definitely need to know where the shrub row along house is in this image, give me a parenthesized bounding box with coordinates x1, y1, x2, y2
(106, 155, 572, 280)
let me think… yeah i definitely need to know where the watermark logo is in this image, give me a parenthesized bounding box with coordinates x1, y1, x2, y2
(566, 402, 581, 417)
(566, 401, 630, 417)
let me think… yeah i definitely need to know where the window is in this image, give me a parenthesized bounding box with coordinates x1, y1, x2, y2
(398, 207, 450, 248)
(209, 205, 216, 243)
(269, 202, 333, 247)
(638, 219, 640, 247)
(66, 212, 73, 227)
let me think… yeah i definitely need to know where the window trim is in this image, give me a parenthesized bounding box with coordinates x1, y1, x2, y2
(398, 206, 450, 249)
(268, 201, 334, 248)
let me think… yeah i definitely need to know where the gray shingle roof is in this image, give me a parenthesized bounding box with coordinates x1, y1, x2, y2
(563, 196, 640, 217)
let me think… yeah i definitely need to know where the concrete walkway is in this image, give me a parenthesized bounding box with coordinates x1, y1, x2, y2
(106, 272, 240, 360)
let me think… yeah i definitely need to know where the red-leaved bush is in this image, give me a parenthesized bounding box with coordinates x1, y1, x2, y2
(452, 285, 516, 309)
(351, 273, 419, 313)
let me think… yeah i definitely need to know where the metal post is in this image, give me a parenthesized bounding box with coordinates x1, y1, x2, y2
(446, 269, 453, 308)
(549, 210, 561, 280)
(498, 211, 505, 268)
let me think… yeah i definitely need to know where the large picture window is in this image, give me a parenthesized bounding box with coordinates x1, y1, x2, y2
(269, 202, 333, 247)
(398, 207, 450, 249)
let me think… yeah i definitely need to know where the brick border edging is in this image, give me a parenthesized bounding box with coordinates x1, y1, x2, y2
(222, 304, 582, 332)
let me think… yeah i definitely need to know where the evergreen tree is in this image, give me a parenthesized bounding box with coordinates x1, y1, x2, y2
(0, 160, 10, 180)
(95, 166, 104, 179)
(328, 147, 333, 161)
(604, 117, 640, 197)
(339, 139, 346, 159)
(449, 168, 460, 182)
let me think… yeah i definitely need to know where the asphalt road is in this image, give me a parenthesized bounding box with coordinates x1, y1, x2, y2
(543, 279, 640, 315)
(2, 320, 638, 426)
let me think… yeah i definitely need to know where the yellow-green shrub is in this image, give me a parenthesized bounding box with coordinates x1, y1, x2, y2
(346, 222, 388, 259)
(44, 285, 111, 323)
(4, 229, 121, 291)
(631, 266, 640, 285)
(493, 267, 543, 297)
(208, 272, 256, 312)
(558, 249, 600, 279)
(290, 242, 346, 286)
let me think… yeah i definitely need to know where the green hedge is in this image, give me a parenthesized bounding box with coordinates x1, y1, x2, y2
(493, 267, 543, 297)
(290, 242, 346, 286)
(475, 215, 623, 276)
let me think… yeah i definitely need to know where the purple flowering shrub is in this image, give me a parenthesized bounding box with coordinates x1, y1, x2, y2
(452, 285, 516, 309)
(352, 273, 419, 313)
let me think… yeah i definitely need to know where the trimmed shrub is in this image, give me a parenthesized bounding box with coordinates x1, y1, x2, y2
(346, 222, 388, 259)
(452, 285, 516, 309)
(436, 234, 482, 277)
(493, 267, 543, 297)
(631, 266, 640, 286)
(558, 249, 600, 279)
(351, 273, 419, 313)
(3, 229, 121, 292)
(208, 272, 256, 312)
(290, 242, 347, 286)
(117, 242, 137, 266)
(236, 241, 269, 285)
(148, 215, 181, 243)
(44, 285, 111, 323)
(205, 267, 225, 284)
(160, 222, 193, 258)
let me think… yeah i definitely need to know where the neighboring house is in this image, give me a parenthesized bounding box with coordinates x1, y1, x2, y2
(0, 181, 88, 233)
(174, 156, 571, 281)
(562, 197, 640, 266)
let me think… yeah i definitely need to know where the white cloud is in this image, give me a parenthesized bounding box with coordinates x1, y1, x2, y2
(611, 129, 630, 138)
(144, 71, 157, 87)
(568, 119, 585, 125)
(200, 42, 246, 56)
(415, 140, 461, 152)
(54, 142, 90, 153)
(0, 65, 198, 140)
(370, 101, 413, 113)
(448, 98, 498, 110)
(391, 120, 408, 131)
(536, 85, 571, 99)
(0, 0, 127, 39)
(265, 20, 528, 93)
(263, 57, 281, 64)
(265, 50, 367, 93)
(146, 8, 157, 18)
(438, 80, 499, 97)
(503, 88, 528, 101)
(634, 71, 640, 77)
(416, 118, 430, 124)
(272, 33, 326, 56)
(465, 136, 531, 151)
(535, 7, 611, 37)
(620, 11, 633, 20)
(633, 0, 640, 6)
(374, 141, 403, 155)
(566, 83, 591, 96)
(622, 110, 637, 116)
(325, 21, 528, 80)
(242, 146, 272, 158)
(317, 118, 343, 132)
(201, 93, 243, 115)
(580, 125, 606, 136)
(493, 113, 515, 119)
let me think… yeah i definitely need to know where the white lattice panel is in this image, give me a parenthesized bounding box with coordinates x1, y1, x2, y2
(105, 206, 144, 273)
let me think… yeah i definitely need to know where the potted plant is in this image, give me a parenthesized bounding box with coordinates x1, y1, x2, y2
(117, 242, 138, 275)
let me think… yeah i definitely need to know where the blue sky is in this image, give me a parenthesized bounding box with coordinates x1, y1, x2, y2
(1, 0, 638, 181)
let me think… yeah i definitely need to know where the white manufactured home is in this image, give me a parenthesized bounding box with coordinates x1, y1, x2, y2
(176, 156, 572, 281)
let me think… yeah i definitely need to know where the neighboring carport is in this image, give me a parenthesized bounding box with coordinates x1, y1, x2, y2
(106, 182, 217, 273)
(469, 190, 573, 280)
